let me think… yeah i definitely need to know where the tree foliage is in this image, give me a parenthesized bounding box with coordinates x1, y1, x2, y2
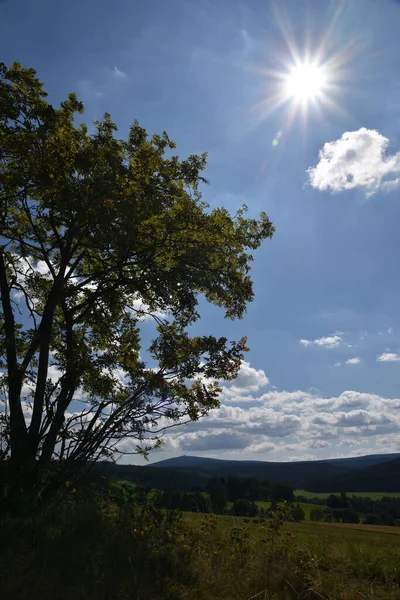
(291, 502, 305, 521)
(0, 62, 274, 502)
(206, 477, 228, 514)
(231, 498, 259, 517)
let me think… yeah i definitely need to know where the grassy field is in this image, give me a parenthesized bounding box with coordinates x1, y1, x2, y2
(256, 500, 326, 521)
(183, 512, 400, 599)
(296, 489, 400, 500)
(299, 502, 327, 520)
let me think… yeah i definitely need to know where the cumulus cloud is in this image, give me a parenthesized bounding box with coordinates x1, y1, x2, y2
(178, 430, 249, 452)
(230, 361, 269, 392)
(245, 441, 275, 454)
(339, 439, 361, 447)
(300, 333, 342, 349)
(219, 361, 269, 404)
(308, 439, 330, 449)
(290, 454, 317, 462)
(154, 365, 400, 460)
(377, 352, 400, 362)
(308, 128, 400, 196)
(335, 358, 360, 367)
(345, 357, 361, 365)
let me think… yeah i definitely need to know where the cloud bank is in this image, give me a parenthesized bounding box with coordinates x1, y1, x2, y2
(137, 360, 400, 463)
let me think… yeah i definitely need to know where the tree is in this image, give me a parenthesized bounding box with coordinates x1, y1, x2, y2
(206, 478, 228, 514)
(291, 502, 305, 521)
(337, 508, 360, 524)
(0, 63, 274, 508)
(310, 507, 326, 522)
(231, 498, 258, 517)
(327, 494, 348, 510)
(270, 483, 293, 504)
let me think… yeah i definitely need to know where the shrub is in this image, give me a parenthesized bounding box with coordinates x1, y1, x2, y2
(0, 485, 194, 600)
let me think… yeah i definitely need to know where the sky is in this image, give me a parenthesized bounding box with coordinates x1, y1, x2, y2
(3, 0, 400, 464)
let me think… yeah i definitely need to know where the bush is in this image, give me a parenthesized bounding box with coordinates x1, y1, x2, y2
(335, 508, 360, 524)
(0, 485, 194, 600)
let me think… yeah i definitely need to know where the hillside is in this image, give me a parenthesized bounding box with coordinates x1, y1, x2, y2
(152, 453, 400, 471)
(306, 456, 400, 493)
(96, 452, 400, 493)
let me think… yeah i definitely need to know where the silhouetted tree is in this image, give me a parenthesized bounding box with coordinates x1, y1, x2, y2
(0, 62, 274, 511)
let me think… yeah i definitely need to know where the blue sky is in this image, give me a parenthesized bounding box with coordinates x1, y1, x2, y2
(4, 0, 400, 463)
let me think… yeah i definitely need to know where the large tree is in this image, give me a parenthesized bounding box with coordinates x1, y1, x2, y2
(0, 62, 274, 504)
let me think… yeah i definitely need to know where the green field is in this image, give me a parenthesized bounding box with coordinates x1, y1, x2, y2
(256, 500, 325, 520)
(183, 512, 400, 599)
(295, 489, 400, 500)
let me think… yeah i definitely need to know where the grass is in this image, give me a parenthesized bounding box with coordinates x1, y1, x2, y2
(183, 512, 400, 599)
(3, 486, 400, 600)
(255, 500, 326, 521)
(295, 489, 400, 500)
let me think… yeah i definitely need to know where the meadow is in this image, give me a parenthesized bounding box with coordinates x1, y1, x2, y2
(296, 490, 400, 500)
(183, 511, 400, 599)
(256, 500, 325, 521)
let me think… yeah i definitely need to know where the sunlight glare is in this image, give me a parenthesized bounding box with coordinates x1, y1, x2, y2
(284, 62, 327, 103)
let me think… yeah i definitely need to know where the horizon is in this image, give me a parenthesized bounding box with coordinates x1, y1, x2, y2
(135, 450, 400, 467)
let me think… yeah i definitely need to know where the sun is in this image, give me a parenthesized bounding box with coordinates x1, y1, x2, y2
(283, 62, 327, 104)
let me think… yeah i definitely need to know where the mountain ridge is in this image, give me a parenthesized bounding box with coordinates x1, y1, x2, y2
(95, 452, 400, 493)
(150, 452, 400, 469)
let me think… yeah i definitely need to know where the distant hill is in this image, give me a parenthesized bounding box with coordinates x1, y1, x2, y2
(151, 453, 400, 471)
(151, 455, 229, 469)
(95, 452, 400, 493)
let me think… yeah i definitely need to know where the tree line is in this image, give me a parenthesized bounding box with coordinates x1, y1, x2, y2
(298, 492, 400, 526)
(152, 475, 295, 517)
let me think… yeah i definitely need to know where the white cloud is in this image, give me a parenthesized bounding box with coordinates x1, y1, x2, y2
(245, 441, 275, 454)
(308, 439, 330, 449)
(307, 128, 400, 196)
(154, 369, 400, 460)
(300, 333, 342, 349)
(218, 361, 269, 404)
(339, 439, 360, 447)
(290, 454, 317, 462)
(345, 357, 361, 365)
(113, 66, 127, 79)
(230, 361, 269, 392)
(377, 352, 400, 362)
(127, 297, 168, 322)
